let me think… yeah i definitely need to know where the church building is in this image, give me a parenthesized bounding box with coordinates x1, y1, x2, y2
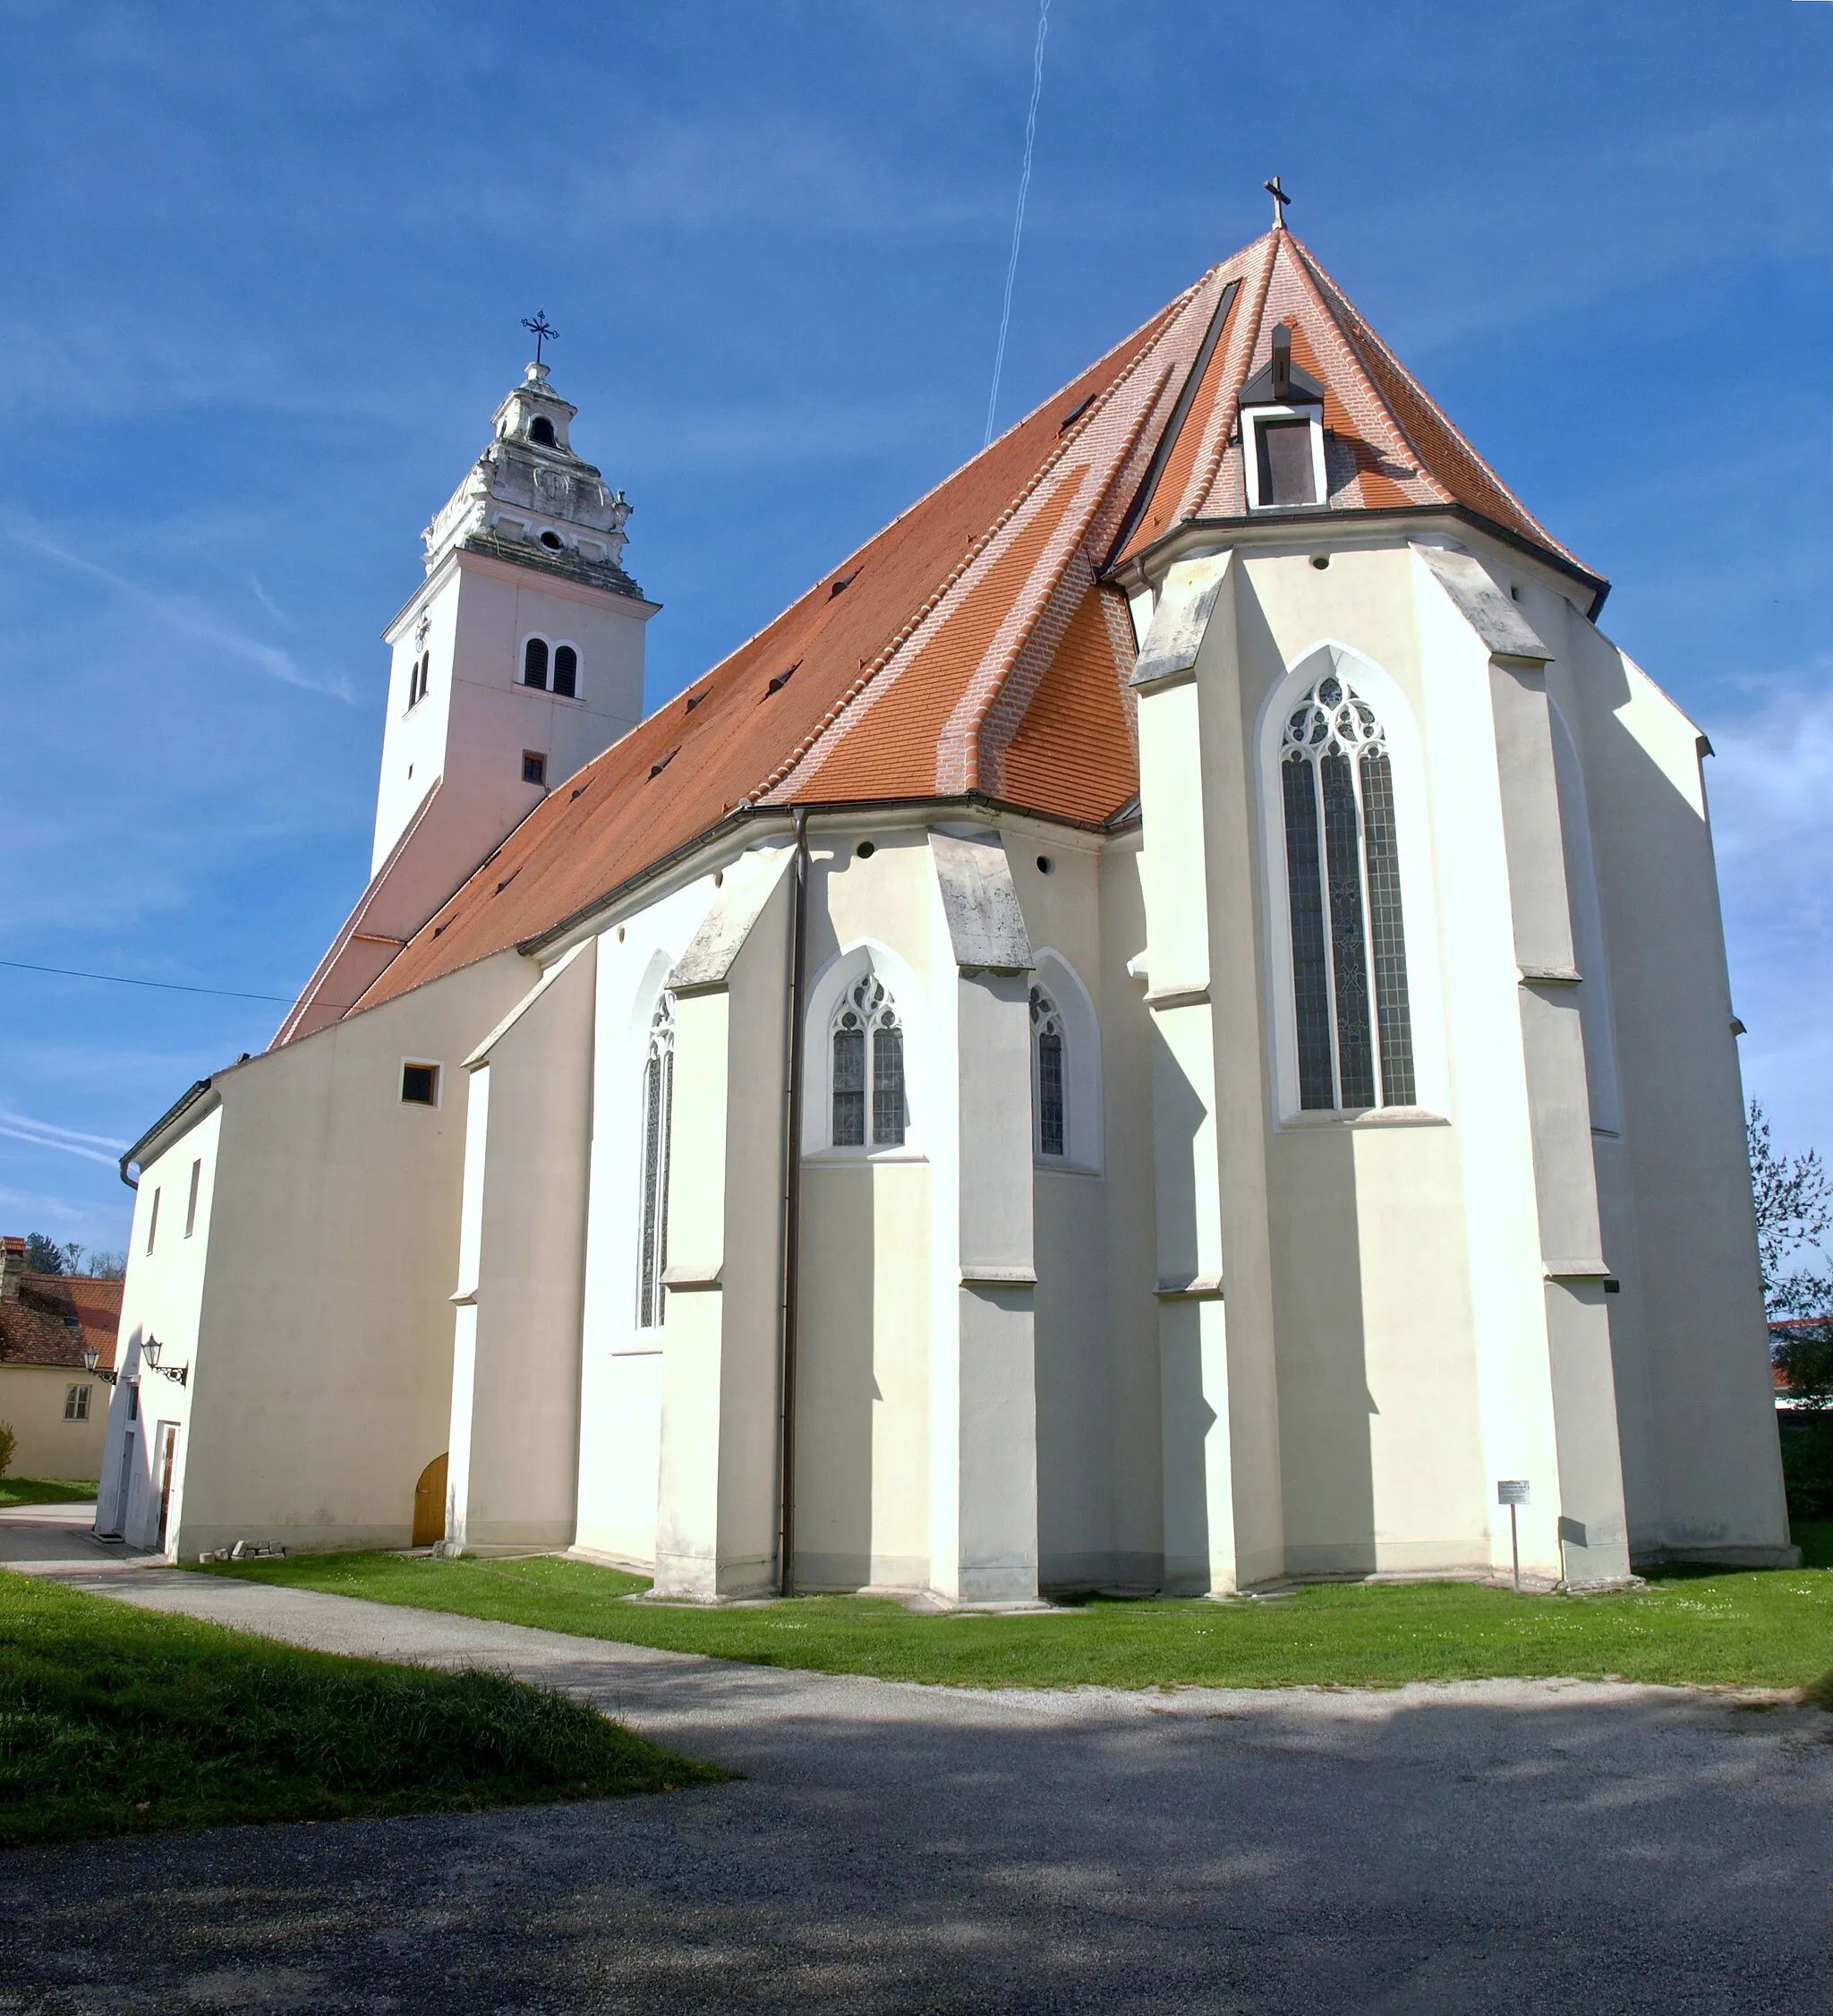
(99, 215, 1796, 1594)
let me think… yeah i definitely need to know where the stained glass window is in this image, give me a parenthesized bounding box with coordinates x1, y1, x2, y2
(1278, 671, 1415, 1112)
(832, 973, 905, 1148)
(1030, 987, 1067, 1157)
(636, 995, 675, 1328)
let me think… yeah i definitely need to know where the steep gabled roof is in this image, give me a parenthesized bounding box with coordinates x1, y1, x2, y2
(333, 225, 1602, 1024)
(0, 1267, 122, 1372)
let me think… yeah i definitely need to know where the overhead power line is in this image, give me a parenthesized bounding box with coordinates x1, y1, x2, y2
(0, 958, 294, 1005)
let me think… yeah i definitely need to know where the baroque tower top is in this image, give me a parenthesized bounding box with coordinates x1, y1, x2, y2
(419, 360, 640, 597)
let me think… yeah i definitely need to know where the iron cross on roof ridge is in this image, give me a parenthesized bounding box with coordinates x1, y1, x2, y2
(521, 311, 558, 365)
(1264, 176, 1291, 230)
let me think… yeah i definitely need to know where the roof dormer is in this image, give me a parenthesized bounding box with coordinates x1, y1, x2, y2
(1240, 321, 1327, 511)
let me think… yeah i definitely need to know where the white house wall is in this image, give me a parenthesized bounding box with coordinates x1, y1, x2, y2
(104, 952, 533, 1561)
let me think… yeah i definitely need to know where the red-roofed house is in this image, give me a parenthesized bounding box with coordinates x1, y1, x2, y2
(0, 1238, 121, 1480)
(102, 214, 1794, 1584)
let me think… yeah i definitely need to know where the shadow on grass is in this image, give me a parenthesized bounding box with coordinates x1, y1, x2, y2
(0, 1571, 729, 1850)
(0, 1478, 98, 1511)
(0, 1644, 1826, 2016)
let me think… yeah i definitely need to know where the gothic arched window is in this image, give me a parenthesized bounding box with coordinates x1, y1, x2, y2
(1279, 672, 1416, 1111)
(1030, 987, 1066, 1157)
(523, 636, 549, 690)
(832, 973, 905, 1149)
(635, 995, 675, 1329)
(552, 644, 578, 699)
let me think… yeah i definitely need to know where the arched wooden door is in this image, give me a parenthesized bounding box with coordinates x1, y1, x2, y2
(411, 1451, 448, 1548)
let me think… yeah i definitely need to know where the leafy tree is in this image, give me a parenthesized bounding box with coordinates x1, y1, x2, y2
(1751, 1101, 1833, 1518)
(23, 1234, 71, 1276)
(1746, 1101, 1832, 1317)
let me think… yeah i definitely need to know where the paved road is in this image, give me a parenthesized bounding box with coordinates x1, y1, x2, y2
(3, 1559, 1830, 2015)
(0, 1499, 109, 1564)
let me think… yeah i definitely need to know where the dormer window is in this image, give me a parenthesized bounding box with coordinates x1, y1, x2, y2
(528, 415, 557, 447)
(1240, 322, 1327, 512)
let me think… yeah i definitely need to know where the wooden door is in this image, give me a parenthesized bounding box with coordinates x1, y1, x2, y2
(412, 1451, 448, 1548)
(155, 1425, 177, 1552)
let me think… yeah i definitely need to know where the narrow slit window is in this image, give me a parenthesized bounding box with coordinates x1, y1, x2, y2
(1278, 671, 1415, 1112)
(551, 645, 578, 699)
(636, 996, 675, 1329)
(831, 973, 905, 1149)
(145, 1187, 161, 1255)
(832, 1021, 865, 1147)
(183, 1158, 201, 1237)
(523, 637, 549, 689)
(1030, 987, 1067, 1157)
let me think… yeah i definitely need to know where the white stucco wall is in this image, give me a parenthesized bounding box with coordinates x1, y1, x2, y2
(104, 952, 532, 1560)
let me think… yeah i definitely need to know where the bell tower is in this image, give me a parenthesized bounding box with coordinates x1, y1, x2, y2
(371, 354, 658, 878)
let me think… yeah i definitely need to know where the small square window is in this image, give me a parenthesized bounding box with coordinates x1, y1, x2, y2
(522, 750, 547, 787)
(401, 1063, 440, 1106)
(65, 1385, 90, 1422)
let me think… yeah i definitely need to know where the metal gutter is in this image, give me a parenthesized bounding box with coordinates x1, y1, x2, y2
(118, 1077, 216, 1191)
(1105, 502, 1611, 619)
(515, 791, 1123, 964)
(776, 807, 812, 1595)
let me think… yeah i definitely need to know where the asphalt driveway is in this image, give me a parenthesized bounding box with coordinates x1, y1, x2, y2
(3, 1559, 1829, 2015)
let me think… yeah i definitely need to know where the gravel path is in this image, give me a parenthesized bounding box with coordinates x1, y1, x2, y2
(3, 1547, 1830, 2014)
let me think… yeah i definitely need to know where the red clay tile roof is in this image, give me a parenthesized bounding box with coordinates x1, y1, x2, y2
(0, 1272, 122, 1372)
(331, 226, 1601, 1026)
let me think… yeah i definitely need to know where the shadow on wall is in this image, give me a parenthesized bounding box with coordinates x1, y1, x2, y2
(1266, 1123, 1377, 1579)
(793, 1167, 875, 1591)
(7, 1671, 1820, 2012)
(1584, 638, 1783, 1551)
(98, 1330, 156, 1549)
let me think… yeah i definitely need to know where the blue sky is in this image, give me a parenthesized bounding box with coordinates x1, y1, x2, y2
(0, 0, 1827, 1256)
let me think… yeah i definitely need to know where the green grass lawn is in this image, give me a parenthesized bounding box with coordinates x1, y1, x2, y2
(0, 1569, 728, 1850)
(0, 1477, 98, 1510)
(201, 1524, 1833, 1696)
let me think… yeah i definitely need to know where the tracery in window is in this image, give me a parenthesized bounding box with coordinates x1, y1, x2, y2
(635, 995, 675, 1328)
(831, 973, 905, 1149)
(523, 636, 549, 689)
(1030, 987, 1066, 1157)
(1279, 673, 1416, 1111)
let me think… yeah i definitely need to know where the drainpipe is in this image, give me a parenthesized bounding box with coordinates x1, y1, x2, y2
(777, 806, 811, 1595)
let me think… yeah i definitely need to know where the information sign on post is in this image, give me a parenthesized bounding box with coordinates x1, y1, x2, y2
(1496, 1480, 1530, 1591)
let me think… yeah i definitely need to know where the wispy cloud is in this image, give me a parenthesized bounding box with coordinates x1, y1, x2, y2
(0, 1108, 129, 1167)
(1, 518, 354, 700)
(1705, 660, 1833, 1152)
